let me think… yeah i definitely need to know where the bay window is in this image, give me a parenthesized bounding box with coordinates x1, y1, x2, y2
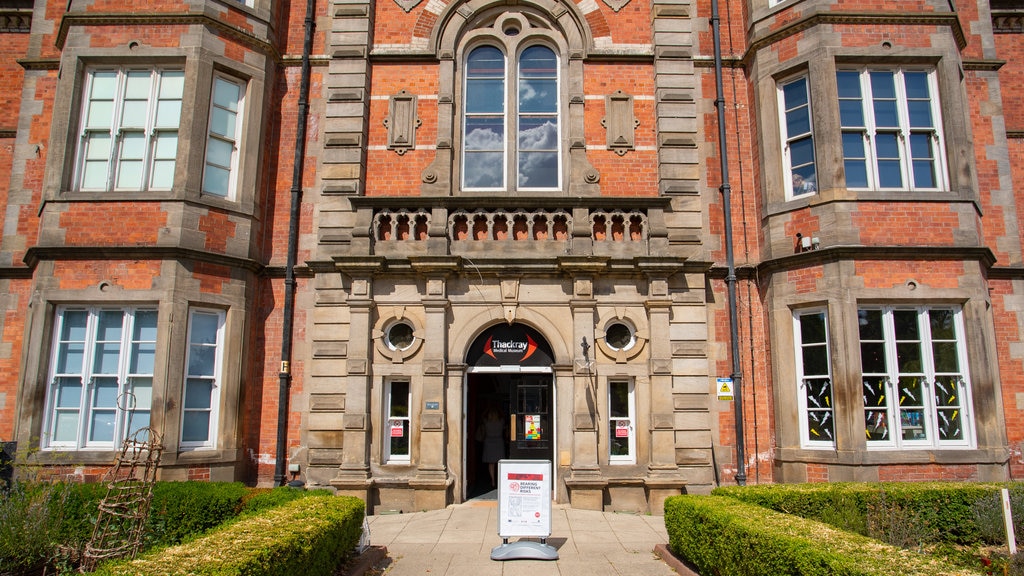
(181, 309, 225, 448)
(837, 68, 945, 191)
(44, 307, 156, 449)
(76, 68, 183, 191)
(858, 306, 973, 449)
(795, 310, 834, 447)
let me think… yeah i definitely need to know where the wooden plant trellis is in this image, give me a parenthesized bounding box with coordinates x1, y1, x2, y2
(81, 401, 163, 573)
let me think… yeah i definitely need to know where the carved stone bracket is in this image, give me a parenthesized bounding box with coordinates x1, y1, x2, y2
(384, 90, 421, 155)
(601, 0, 631, 13)
(393, 0, 422, 13)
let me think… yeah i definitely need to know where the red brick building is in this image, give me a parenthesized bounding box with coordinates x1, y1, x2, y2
(0, 0, 1021, 512)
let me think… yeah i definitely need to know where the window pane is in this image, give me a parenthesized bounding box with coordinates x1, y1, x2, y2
(188, 346, 216, 377)
(872, 99, 899, 128)
(845, 160, 869, 188)
(213, 78, 241, 112)
(903, 72, 929, 99)
(790, 137, 815, 168)
(518, 117, 557, 151)
(131, 342, 156, 374)
(56, 377, 83, 408)
(89, 410, 116, 442)
(182, 412, 211, 443)
(464, 152, 503, 188)
(121, 100, 148, 128)
(896, 342, 922, 372)
(57, 343, 85, 374)
(519, 78, 557, 113)
(786, 106, 810, 137)
(206, 137, 233, 168)
(160, 71, 185, 99)
(203, 166, 230, 197)
(519, 152, 558, 188)
(93, 377, 119, 407)
(389, 421, 410, 456)
(932, 341, 959, 372)
(116, 133, 145, 189)
(802, 345, 829, 376)
(155, 99, 182, 129)
(184, 379, 213, 409)
(389, 382, 409, 417)
(929, 309, 956, 339)
(54, 412, 80, 442)
(609, 382, 628, 418)
(85, 101, 113, 131)
(858, 309, 884, 340)
(800, 312, 826, 344)
(465, 117, 504, 151)
(900, 409, 926, 441)
(468, 46, 504, 76)
(870, 71, 896, 98)
(782, 78, 808, 108)
(191, 312, 220, 343)
(466, 80, 505, 114)
(865, 408, 890, 441)
(860, 342, 886, 373)
(907, 101, 933, 129)
(893, 310, 919, 340)
(82, 135, 111, 189)
(806, 407, 833, 441)
(839, 100, 865, 127)
(210, 107, 237, 139)
(835, 71, 862, 99)
(910, 133, 936, 188)
(131, 377, 153, 407)
(124, 71, 152, 99)
(93, 343, 121, 375)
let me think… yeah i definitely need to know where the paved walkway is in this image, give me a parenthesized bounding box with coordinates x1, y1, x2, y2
(365, 498, 682, 576)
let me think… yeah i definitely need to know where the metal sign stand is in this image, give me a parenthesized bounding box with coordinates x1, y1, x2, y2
(490, 459, 558, 561)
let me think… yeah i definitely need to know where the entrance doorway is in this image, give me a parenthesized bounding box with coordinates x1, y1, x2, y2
(465, 373, 553, 499)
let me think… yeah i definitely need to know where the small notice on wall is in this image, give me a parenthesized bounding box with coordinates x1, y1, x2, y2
(524, 415, 541, 440)
(717, 377, 734, 401)
(389, 419, 404, 437)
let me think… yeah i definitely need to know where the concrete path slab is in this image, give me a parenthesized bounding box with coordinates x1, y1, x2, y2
(365, 501, 683, 576)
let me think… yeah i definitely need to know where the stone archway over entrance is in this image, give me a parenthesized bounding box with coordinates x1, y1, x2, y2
(464, 324, 555, 500)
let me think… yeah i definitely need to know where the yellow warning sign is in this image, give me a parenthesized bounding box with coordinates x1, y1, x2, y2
(717, 377, 734, 401)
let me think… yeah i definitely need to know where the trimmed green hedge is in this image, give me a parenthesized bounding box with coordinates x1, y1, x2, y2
(712, 482, 1022, 545)
(664, 495, 983, 576)
(92, 495, 366, 576)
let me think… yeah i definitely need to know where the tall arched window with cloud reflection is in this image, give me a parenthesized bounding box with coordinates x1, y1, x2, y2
(462, 43, 560, 191)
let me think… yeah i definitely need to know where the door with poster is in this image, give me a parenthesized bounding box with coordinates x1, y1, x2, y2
(509, 375, 553, 462)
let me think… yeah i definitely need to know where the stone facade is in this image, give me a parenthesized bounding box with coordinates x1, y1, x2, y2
(0, 0, 1021, 513)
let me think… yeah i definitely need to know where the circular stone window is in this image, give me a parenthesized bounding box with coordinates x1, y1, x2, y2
(605, 322, 635, 351)
(385, 322, 416, 351)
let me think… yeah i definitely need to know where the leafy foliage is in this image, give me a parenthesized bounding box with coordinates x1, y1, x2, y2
(664, 494, 983, 576)
(92, 495, 366, 576)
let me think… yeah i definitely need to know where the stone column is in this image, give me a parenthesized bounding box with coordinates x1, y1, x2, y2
(330, 261, 380, 503)
(410, 259, 458, 509)
(561, 261, 606, 509)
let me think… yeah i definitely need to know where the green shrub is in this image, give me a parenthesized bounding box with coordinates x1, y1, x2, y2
(240, 486, 333, 516)
(92, 495, 366, 576)
(714, 482, 1012, 545)
(146, 482, 249, 546)
(664, 495, 982, 576)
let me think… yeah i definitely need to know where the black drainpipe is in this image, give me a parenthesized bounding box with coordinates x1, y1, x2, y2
(275, 0, 316, 487)
(710, 0, 746, 485)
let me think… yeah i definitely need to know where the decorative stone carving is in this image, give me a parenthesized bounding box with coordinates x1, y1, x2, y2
(601, 0, 631, 12)
(384, 90, 421, 155)
(602, 90, 639, 156)
(393, 0, 422, 13)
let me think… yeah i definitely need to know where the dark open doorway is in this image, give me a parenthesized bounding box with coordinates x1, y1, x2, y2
(465, 372, 553, 499)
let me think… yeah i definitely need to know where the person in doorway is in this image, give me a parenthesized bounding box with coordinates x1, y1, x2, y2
(479, 408, 505, 487)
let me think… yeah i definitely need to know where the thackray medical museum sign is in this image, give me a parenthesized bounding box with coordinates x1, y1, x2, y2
(468, 324, 555, 368)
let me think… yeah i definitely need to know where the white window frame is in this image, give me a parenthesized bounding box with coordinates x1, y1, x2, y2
(180, 308, 225, 450)
(202, 73, 245, 199)
(778, 75, 817, 199)
(461, 41, 562, 192)
(837, 67, 947, 191)
(384, 380, 411, 463)
(74, 67, 183, 192)
(858, 306, 974, 450)
(608, 379, 636, 463)
(43, 306, 157, 450)
(794, 309, 835, 448)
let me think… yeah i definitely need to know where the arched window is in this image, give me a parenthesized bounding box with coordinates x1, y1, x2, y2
(462, 43, 560, 191)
